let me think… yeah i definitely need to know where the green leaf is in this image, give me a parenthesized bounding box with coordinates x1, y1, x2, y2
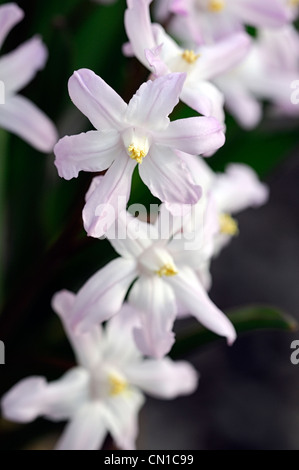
(171, 305, 298, 358)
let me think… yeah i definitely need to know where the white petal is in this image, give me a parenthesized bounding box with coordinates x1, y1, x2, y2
(167, 267, 236, 344)
(52, 290, 102, 369)
(0, 94, 58, 152)
(125, 357, 199, 398)
(156, 116, 225, 156)
(139, 144, 202, 210)
(55, 402, 106, 450)
(0, 36, 47, 94)
(0, 3, 24, 50)
(129, 276, 177, 358)
(72, 258, 138, 333)
(125, 73, 186, 131)
(106, 210, 156, 259)
(1, 368, 89, 423)
(83, 151, 136, 238)
(54, 130, 120, 180)
(213, 163, 269, 214)
(68, 68, 127, 131)
(181, 81, 225, 123)
(124, 0, 156, 68)
(103, 388, 145, 450)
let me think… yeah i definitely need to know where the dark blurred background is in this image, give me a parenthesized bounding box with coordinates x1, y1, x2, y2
(0, 0, 299, 450)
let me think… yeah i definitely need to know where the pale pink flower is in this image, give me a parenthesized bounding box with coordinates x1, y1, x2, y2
(65, 204, 236, 358)
(124, 0, 251, 123)
(0, 3, 57, 152)
(54, 69, 225, 237)
(1, 298, 198, 450)
(168, 0, 289, 45)
(214, 25, 299, 128)
(180, 154, 269, 289)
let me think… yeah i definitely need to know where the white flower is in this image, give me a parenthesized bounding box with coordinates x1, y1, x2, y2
(1, 297, 198, 450)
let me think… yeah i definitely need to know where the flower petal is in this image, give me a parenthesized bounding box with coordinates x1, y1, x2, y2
(106, 210, 155, 259)
(213, 163, 269, 214)
(1, 367, 89, 423)
(83, 151, 136, 238)
(0, 94, 58, 152)
(0, 36, 47, 94)
(125, 357, 198, 398)
(180, 80, 225, 123)
(167, 267, 236, 344)
(52, 290, 102, 369)
(195, 33, 251, 81)
(129, 276, 177, 358)
(68, 68, 127, 131)
(71, 257, 137, 333)
(0, 3, 24, 50)
(156, 116, 225, 156)
(103, 388, 145, 450)
(232, 0, 288, 28)
(125, 73, 186, 131)
(54, 130, 120, 180)
(139, 144, 202, 211)
(124, 0, 156, 68)
(55, 402, 106, 450)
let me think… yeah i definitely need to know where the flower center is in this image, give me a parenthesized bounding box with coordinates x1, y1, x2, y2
(208, 0, 225, 12)
(156, 263, 178, 278)
(109, 374, 128, 396)
(128, 144, 147, 164)
(182, 50, 200, 64)
(219, 213, 239, 236)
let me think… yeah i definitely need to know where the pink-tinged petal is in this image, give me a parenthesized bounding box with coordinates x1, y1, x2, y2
(0, 94, 58, 152)
(167, 267, 236, 345)
(68, 69, 127, 131)
(54, 130, 120, 180)
(196, 33, 251, 81)
(156, 116, 225, 156)
(145, 45, 169, 77)
(83, 151, 136, 238)
(178, 152, 215, 188)
(170, 0, 189, 15)
(223, 87, 262, 129)
(106, 210, 155, 259)
(55, 403, 106, 450)
(52, 290, 102, 369)
(129, 276, 177, 358)
(125, 73, 186, 131)
(103, 303, 142, 363)
(0, 36, 47, 94)
(1, 368, 89, 423)
(0, 3, 24, 50)
(139, 144, 202, 211)
(104, 388, 145, 450)
(71, 258, 137, 333)
(181, 81, 225, 124)
(232, 0, 289, 28)
(213, 163, 269, 214)
(125, 0, 156, 68)
(125, 357, 198, 398)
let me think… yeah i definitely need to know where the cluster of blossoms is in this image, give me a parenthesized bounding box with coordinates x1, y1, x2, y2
(0, 0, 297, 450)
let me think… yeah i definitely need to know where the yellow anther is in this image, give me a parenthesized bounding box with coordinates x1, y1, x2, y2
(109, 374, 127, 396)
(128, 144, 147, 164)
(208, 0, 225, 12)
(289, 0, 299, 6)
(219, 213, 239, 236)
(182, 50, 200, 64)
(156, 263, 178, 278)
